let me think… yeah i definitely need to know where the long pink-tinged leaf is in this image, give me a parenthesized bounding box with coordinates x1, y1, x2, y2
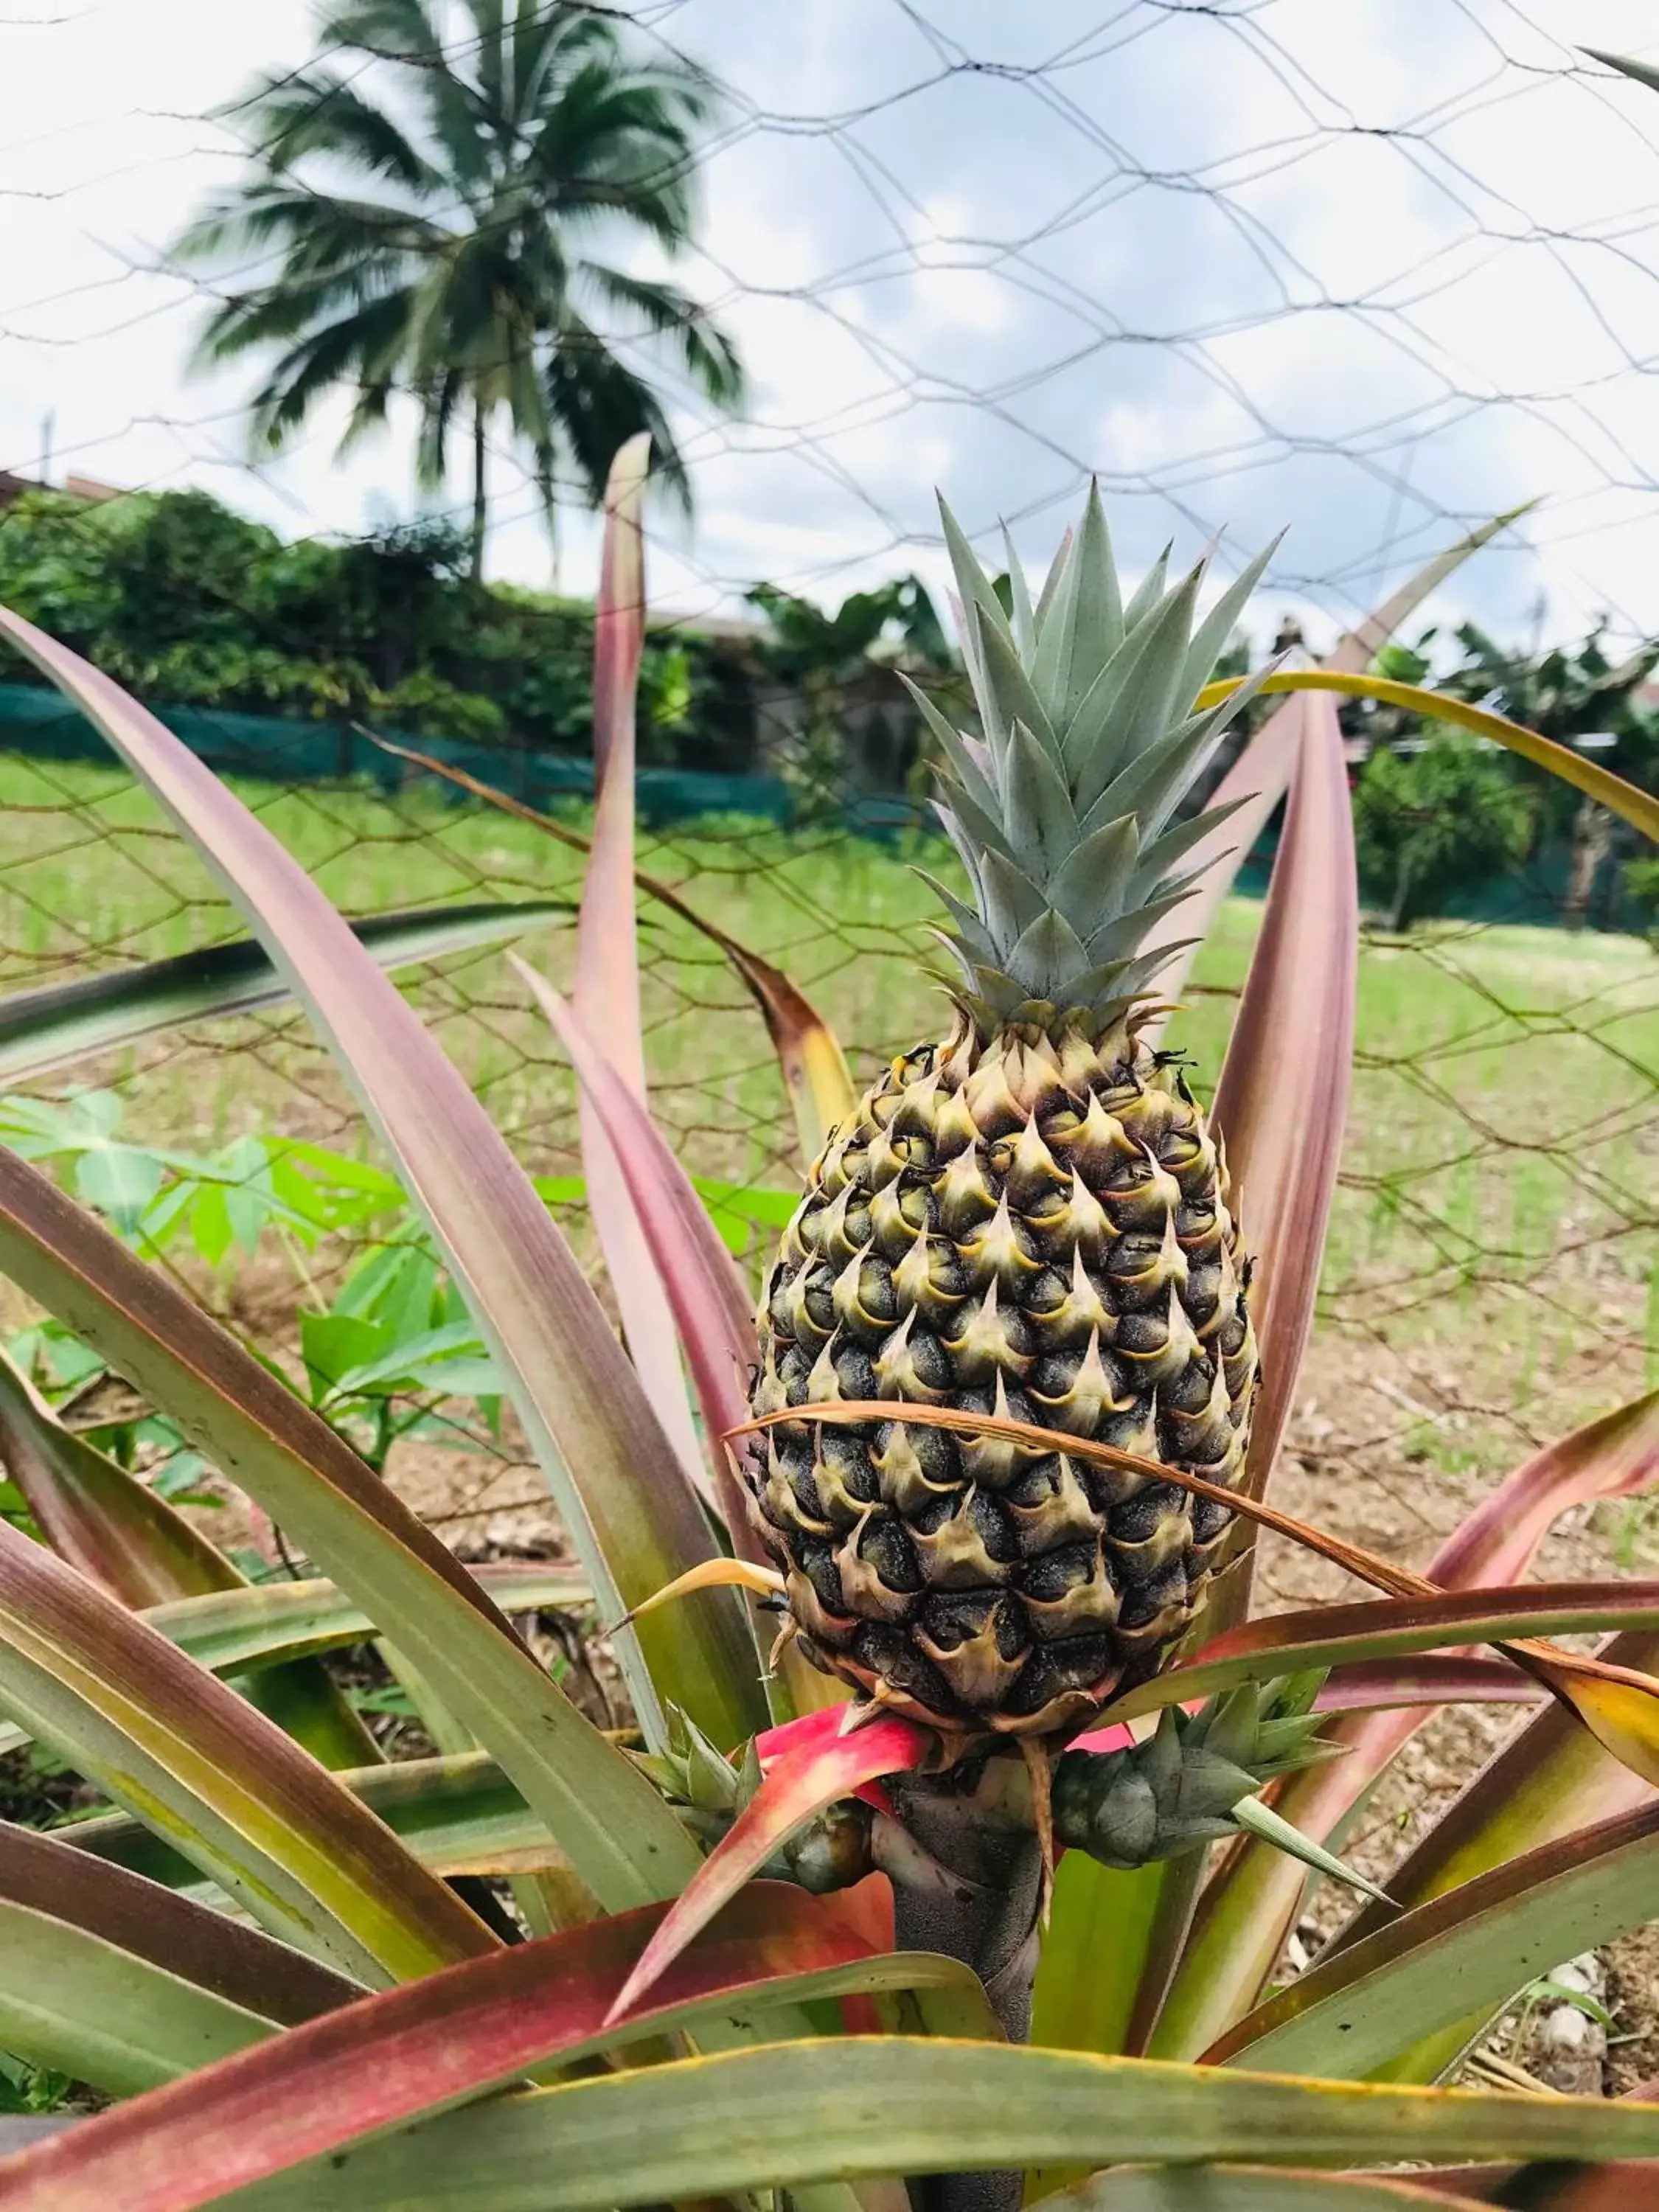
(1315, 1658, 1542, 1714)
(0, 1819, 359, 2028)
(1210, 687, 1354, 1514)
(0, 1885, 995, 2212)
(1145, 505, 1526, 1009)
(0, 1142, 701, 1913)
(516, 960, 842, 1722)
(0, 1349, 234, 1606)
(0, 1347, 377, 1770)
(360, 729, 858, 1162)
(1327, 1630, 1659, 2084)
(1152, 1393, 1659, 2059)
(571, 434, 707, 1500)
(53, 2039, 1659, 2211)
(0, 605, 763, 1754)
(0, 1512, 493, 1984)
(1343, 1630, 1659, 1950)
(1432, 1391, 1659, 1590)
(588, 434, 651, 847)
(1100, 1582, 1659, 1722)
(605, 1714, 936, 2024)
(1069, 1662, 1535, 1733)
(512, 956, 756, 1503)
(1035, 2167, 1492, 2208)
(1206, 1800, 1659, 2079)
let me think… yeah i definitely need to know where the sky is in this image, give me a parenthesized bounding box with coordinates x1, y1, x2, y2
(5, 0, 1659, 655)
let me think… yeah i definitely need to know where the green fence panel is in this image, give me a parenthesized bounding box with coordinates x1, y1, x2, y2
(0, 680, 1643, 925)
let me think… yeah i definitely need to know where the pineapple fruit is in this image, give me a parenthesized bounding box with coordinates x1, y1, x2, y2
(747, 487, 1272, 1743)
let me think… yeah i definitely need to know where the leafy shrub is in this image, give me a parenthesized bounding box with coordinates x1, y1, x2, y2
(0, 488, 741, 764)
(1626, 854, 1659, 941)
(1353, 735, 1535, 929)
(372, 670, 505, 745)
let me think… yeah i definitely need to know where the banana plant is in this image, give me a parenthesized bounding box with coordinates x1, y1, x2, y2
(0, 442, 1652, 2211)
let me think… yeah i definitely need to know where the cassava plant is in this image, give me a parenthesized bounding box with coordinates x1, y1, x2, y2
(0, 442, 1650, 2212)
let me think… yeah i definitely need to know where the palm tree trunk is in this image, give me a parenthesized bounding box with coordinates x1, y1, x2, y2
(536, 456, 560, 591)
(1564, 795, 1613, 931)
(470, 399, 488, 583)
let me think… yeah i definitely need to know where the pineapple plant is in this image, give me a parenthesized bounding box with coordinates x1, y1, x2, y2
(748, 487, 1275, 1744)
(1, 439, 1659, 2208)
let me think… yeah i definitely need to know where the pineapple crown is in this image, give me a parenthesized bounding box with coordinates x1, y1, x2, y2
(905, 484, 1278, 1034)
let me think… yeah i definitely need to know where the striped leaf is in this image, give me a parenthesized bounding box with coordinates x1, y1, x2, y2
(0, 1820, 355, 2093)
(0, 1514, 493, 1984)
(1208, 1802, 1659, 2080)
(0, 903, 566, 1088)
(0, 1886, 992, 2212)
(0, 1346, 375, 1770)
(24, 2038, 1659, 2212)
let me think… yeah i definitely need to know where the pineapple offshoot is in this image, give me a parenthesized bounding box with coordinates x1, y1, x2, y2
(747, 485, 1279, 1748)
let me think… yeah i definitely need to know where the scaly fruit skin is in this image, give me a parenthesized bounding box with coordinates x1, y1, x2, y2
(747, 1004, 1256, 1742)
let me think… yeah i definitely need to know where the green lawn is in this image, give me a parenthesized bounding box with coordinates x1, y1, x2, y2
(0, 750, 1653, 1491)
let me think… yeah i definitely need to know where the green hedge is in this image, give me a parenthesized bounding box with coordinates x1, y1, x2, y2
(0, 487, 758, 773)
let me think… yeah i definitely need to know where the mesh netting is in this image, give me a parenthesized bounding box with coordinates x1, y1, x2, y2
(0, 0, 1654, 1576)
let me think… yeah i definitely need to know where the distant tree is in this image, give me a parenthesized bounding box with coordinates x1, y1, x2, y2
(175, 0, 744, 580)
(1624, 855, 1659, 943)
(1352, 737, 1534, 933)
(748, 577, 950, 686)
(747, 576, 951, 804)
(1439, 621, 1659, 926)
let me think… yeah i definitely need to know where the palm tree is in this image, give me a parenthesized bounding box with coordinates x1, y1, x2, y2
(175, 0, 744, 579)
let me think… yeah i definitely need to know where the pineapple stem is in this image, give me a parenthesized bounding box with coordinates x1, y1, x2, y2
(886, 1772, 1042, 2212)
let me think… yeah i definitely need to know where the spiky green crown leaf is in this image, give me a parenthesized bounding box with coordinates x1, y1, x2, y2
(913, 485, 1277, 1029)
